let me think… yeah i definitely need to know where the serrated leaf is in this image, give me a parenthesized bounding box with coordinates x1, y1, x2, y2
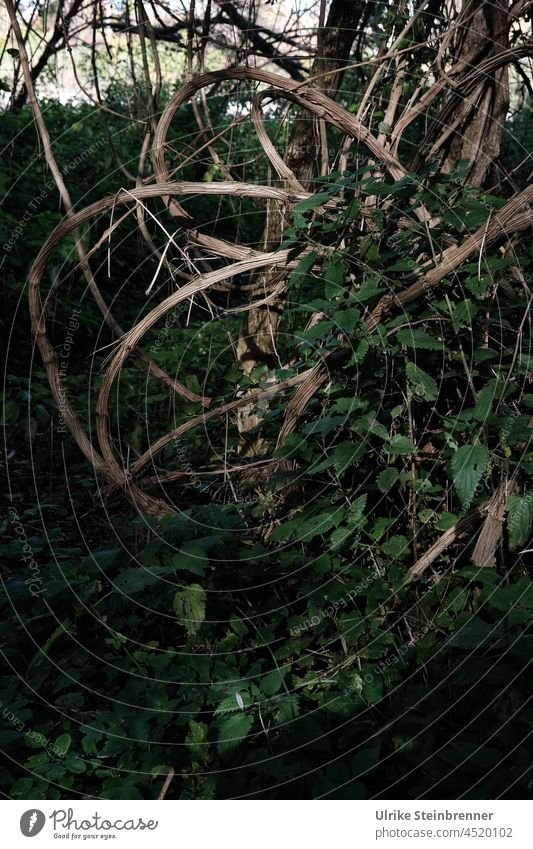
(171, 541, 209, 576)
(507, 494, 533, 550)
(186, 720, 209, 764)
(435, 512, 458, 531)
(377, 467, 398, 492)
(293, 193, 331, 212)
(299, 510, 341, 542)
(381, 535, 409, 559)
(464, 275, 491, 296)
(172, 583, 206, 637)
(406, 362, 438, 401)
(214, 693, 251, 716)
(452, 299, 479, 332)
(334, 307, 360, 332)
(289, 250, 319, 285)
(54, 733, 71, 755)
(329, 525, 351, 548)
(276, 694, 300, 723)
(324, 256, 346, 298)
(217, 712, 254, 754)
(449, 444, 489, 507)
(472, 380, 500, 422)
(396, 329, 444, 350)
(350, 338, 370, 365)
(347, 493, 367, 528)
(333, 442, 360, 474)
(387, 435, 416, 455)
(388, 258, 417, 272)
(260, 669, 286, 696)
(369, 517, 396, 541)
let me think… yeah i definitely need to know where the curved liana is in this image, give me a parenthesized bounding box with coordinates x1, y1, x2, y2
(29, 67, 533, 517)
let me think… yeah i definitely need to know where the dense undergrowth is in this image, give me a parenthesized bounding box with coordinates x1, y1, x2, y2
(1, 90, 533, 800)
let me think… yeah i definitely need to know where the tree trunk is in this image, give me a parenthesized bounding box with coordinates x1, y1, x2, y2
(433, 0, 510, 187)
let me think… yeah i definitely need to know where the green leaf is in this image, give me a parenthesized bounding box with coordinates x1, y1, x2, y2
(435, 512, 458, 531)
(302, 415, 346, 436)
(293, 193, 331, 212)
(388, 258, 417, 272)
(324, 256, 346, 298)
(449, 444, 489, 507)
(64, 755, 86, 774)
(472, 380, 500, 422)
(347, 494, 367, 528)
(507, 494, 533, 550)
(54, 733, 71, 755)
(214, 692, 252, 715)
(396, 329, 444, 350)
(333, 442, 360, 474)
(172, 583, 206, 637)
(446, 617, 492, 649)
(406, 361, 438, 401)
(452, 299, 479, 332)
(464, 275, 491, 297)
(299, 510, 341, 542)
(186, 720, 209, 765)
(369, 517, 396, 541)
(377, 467, 398, 492)
(171, 541, 210, 576)
(334, 307, 360, 332)
(276, 694, 300, 723)
(381, 535, 410, 559)
(349, 339, 370, 365)
(260, 669, 286, 697)
(289, 250, 319, 285)
(217, 712, 254, 754)
(387, 435, 416, 455)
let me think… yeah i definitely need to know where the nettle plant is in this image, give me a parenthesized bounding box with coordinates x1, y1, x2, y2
(261, 162, 533, 573)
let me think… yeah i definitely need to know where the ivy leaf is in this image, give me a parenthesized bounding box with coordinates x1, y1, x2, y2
(396, 329, 444, 350)
(507, 494, 533, 550)
(449, 444, 489, 507)
(217, 712, 254, 754)
(172, 583, 206, 637)
(406, 362, 438, 401)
